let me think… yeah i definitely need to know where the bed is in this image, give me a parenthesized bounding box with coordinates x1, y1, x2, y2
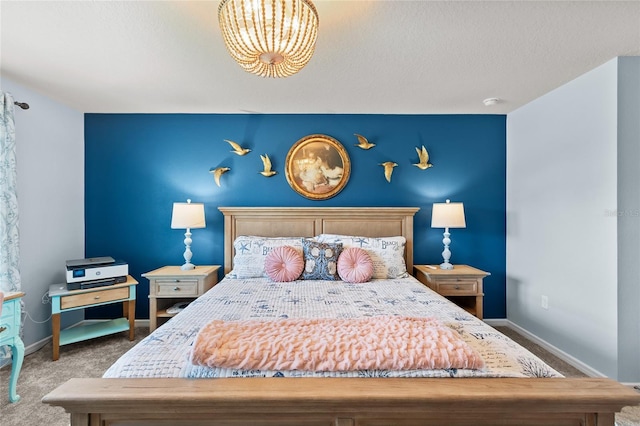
(43, 207, 640, 425)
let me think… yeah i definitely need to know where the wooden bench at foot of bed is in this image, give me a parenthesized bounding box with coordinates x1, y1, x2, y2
(42, 377, 640, 426)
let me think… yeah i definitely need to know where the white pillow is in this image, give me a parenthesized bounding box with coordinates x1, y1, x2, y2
(229, 236, 305, 279)
(315, 234, 408, 279)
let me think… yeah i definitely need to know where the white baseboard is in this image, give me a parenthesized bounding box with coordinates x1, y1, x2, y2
(489, 319, 607, 378)
(135, 319, 150, 328)
(75, 318, 150, 328)
(484, 318, 509, 327)
(25, 334, 53, 357)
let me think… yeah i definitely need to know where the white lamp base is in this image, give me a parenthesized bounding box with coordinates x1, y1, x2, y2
(440, 228, 455, 270)
(180, 228, 196, 270)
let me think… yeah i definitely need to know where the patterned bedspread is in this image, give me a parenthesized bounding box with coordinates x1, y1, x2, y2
(103, 276, 562, 379)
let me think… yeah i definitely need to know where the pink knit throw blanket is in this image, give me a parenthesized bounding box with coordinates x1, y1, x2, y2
(190, 316, 485, 372)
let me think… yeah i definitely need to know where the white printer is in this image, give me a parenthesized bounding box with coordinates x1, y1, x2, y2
(65, 256, 128, 289)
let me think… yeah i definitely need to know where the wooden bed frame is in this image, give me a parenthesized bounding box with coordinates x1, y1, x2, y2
(43, 207, 640, 426)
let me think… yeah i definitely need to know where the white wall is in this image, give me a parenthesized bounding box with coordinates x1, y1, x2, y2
(617, 56, 640, 382)
(507, 59, 619, 378)
(1, 77, 85, 351)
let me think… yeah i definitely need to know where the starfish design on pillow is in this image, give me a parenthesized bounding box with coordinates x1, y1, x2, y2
(354, 237, 369, 247)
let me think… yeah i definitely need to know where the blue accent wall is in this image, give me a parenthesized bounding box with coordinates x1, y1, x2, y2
(85, 114, 506, 319)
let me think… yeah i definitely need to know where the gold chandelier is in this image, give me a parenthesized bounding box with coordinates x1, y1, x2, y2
(218, 0, 319, 78)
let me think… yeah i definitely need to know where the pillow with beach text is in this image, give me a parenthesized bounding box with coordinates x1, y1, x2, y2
(229, 236, 304, 279)
(316, 234, 408, 279)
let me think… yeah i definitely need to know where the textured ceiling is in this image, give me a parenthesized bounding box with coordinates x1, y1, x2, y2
(1, 1, 639, 114)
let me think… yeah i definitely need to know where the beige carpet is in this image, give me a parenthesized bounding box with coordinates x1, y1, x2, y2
(1, 325, 639, 425)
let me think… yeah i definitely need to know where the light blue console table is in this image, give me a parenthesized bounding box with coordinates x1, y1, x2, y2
(49, 276, 137, 361)
(0, 291, 25, 403)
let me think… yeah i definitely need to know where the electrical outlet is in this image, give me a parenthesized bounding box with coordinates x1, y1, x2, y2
(541, 295, 549, 310)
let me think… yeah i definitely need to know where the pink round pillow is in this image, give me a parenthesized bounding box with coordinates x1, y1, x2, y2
(337, 247, 373, 283)
(264, 246, 304, 282)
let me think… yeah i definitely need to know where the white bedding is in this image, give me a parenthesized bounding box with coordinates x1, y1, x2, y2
(104, 276, 562, 379)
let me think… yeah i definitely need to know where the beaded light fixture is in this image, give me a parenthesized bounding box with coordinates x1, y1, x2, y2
(218, 0, 319, 78)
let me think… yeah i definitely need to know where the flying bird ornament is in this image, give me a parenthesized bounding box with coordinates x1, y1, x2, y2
(259, 154, 277, 177)
(380, 161, 398, 183)
(225, 139, 251, 156)
(209, 167, 230, 187)
(354, 134, 376, 150)
(413, 145, 433, 170)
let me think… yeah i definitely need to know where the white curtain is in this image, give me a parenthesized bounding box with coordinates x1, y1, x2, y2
(0, 92, 22, 364)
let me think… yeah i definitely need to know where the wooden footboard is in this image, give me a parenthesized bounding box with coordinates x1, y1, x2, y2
(42, 377, 640, 426)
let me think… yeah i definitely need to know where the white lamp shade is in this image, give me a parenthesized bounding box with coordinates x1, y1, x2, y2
(171, 202, 206, 229)
(431, 200, 466, 229)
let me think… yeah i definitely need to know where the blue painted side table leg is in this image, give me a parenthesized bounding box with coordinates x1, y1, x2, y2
(8, 337, 24, 403)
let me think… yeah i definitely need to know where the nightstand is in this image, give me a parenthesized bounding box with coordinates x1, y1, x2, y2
(414, 265, 490, 319)
(1, 291, 25, 402)
(49, 276, 138, 361)
(143, 265, 220, 332)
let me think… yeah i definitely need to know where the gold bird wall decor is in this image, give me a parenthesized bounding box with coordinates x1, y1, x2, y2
(259, 154, 277, 177)
(209, 167, 230, 187)
(225, 139, 251, 156)
(380, 161, 397, 183)
(413, 145, 433, 170)
(354, 134, 376, 150)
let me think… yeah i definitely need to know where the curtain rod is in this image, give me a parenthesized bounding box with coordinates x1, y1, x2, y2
(14, 101, 29, 110)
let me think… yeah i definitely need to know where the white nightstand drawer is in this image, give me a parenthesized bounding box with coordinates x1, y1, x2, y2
(155, 280, 199, 297)
(435, 279, 478, 294)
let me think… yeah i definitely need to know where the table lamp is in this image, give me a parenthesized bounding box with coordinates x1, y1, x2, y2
(171, 199, 206, 270)
(431, 199, 466, 270)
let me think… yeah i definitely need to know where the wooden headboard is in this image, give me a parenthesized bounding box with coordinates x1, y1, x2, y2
(218, 207, 420, 275)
